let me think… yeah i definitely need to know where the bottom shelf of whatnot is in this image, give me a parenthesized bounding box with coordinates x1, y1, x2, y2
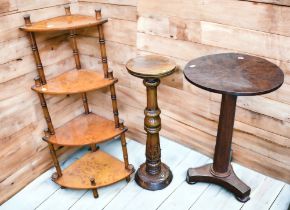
(52, 149, 134, 190)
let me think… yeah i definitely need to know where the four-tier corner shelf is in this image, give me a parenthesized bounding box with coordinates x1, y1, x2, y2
(20, 5, 134, 198)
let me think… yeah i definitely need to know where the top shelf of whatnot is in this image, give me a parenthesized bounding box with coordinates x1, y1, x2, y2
(20, 15, 108, 32)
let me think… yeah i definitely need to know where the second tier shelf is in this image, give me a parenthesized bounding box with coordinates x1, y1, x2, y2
(32, 69, 117, 94)
(45, 113, 125, 146)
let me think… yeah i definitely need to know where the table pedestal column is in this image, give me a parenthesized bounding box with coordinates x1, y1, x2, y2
(186, 94, 251, 202)
(135, 78, 173, 190)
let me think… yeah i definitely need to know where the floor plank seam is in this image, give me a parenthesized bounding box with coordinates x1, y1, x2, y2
(68, 190, 88, 210)
(101, 180, 132, 210)
(153, 150, 195, 209)
(268, 183, 286, 210)
(188, 183, 211, 210)
(3, 138, 289, 210)
(156, 179, 185, 210)
(34, 187, 61, 210)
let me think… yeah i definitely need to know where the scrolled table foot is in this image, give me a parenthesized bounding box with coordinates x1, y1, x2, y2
(186, 163, 251, 203)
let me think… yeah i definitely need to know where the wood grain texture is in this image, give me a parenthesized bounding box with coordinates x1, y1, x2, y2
(47, 113, 125, 146)
(20, 15, 107, 32)
(54, 150, 133, 189)
(184, 53, 284, 96)
(126, 55, 176, 78)
(31, 69, 117, 94)
(0, 0, 17, 14)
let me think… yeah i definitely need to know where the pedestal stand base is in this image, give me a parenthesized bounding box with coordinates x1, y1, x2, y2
(186, 163, 251, 202)
(135, 162, 173, 191)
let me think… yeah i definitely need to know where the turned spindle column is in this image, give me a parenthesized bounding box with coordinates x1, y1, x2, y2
(126, 55, 176, 190)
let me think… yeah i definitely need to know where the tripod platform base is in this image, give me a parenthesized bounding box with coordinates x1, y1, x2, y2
(186, 163, 251, 203)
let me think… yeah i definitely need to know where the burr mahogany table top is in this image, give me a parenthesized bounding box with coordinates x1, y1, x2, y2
(184, 53, 284, 96)
(126, 55, 176, 78)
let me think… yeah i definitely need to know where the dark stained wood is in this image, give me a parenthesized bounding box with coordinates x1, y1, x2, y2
(20, 15, 108, 32)
(126, 55, 175, 190)
(184, 53, 284, 96)
(126, 55, 176, 78)
(54, 150, 134, 189)
(44, 113, 126, 146)
(31, 70, 117, 94)
(213, 94, 237, 174)
(184, 53, 284, 202)
(187, 164, 251, 202)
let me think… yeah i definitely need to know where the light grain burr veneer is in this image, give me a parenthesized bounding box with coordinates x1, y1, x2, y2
(126, 55, 176, 191)
(53, 150, 132, 190)
(184, 53, 284, 202)
(31, 70, 117, 95)
(20, 5, 134, 198)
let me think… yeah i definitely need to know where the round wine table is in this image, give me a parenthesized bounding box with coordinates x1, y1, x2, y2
(126, 55, 176, 190)
(184, 53, 284, 202)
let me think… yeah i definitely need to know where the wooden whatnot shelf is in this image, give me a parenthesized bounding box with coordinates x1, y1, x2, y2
(20, 5, 134, 198)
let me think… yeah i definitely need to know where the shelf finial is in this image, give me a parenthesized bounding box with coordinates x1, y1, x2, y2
(95, 9, 102, 20)
(90, 177, 96, 186)
(34, 76, 41, 87)
(23, 14, 32, 26)
(119, 119, 125, 129)
(64, 5, 71, 15)
(108, 70, 114, 80)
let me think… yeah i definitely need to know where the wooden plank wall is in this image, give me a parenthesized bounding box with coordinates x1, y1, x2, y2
(0, 0, 85, 204)
(1, 0, 290, 205)
(77, 0, 290, 185)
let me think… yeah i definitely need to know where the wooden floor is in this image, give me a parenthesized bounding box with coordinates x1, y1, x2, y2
(1, 137, 289, 210)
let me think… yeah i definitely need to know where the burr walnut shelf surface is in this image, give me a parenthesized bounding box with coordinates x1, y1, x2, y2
(54, 150, 133, 189)
(32, 69, 117, 94)
(20, 15, 107, 32)
(46, 113, 125, 146)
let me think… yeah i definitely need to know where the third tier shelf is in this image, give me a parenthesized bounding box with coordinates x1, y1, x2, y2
(45, 113, 125, 146)
(32, 69, 117, 94)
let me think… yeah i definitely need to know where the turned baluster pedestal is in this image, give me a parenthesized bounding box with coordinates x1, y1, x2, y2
(126, 55, 176, 190)
(183, 53, 284, 202)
